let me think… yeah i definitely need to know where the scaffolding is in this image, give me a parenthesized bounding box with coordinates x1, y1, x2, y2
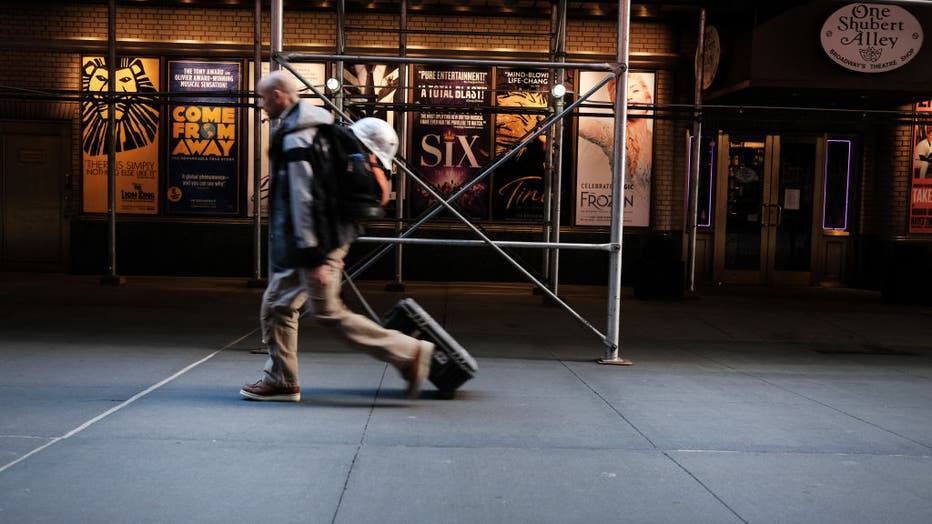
(265, 0, 634, 363)
(6, 1, 931, 358)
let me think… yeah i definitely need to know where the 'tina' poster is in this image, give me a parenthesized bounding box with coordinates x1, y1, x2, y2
(166, 60, 240, 215)
(81, 56, 160, 214)
(493, 68, 550, 221)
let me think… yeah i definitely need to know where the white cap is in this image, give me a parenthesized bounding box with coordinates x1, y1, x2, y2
(349, 117, 399, 170)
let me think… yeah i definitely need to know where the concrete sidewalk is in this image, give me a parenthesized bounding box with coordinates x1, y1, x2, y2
(1, 273, 931, 523)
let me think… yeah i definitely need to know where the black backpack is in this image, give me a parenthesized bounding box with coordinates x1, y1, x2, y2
(312, 123, 389, 221)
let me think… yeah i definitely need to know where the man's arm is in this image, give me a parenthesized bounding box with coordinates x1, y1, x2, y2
(285, 142, 327, 269)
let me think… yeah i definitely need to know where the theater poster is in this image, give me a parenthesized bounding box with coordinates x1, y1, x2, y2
(81, 56, 160, 214)
(246, 62, 325, 216)
(492, 68, 549, 221)
(343, 62, 400, 125)
(575, 71, 654, 227)
(166, 60, 240, 215)
(411, 65, 491, 219)
(343, 62, 402, 217)
(910, 100, 932, 233)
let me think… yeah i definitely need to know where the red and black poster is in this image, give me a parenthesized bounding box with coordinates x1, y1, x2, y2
(910, 100, 932, 233)
(411, 65, 491, 219)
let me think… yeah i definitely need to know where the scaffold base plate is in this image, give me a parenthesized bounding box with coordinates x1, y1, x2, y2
(597, 357, 634, 366)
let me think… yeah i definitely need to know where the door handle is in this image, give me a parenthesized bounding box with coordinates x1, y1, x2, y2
(760, 203, 782, 227)
(760, 203, 772, 226)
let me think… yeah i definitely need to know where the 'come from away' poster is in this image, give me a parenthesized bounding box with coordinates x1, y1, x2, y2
(166, 60, 240, 215)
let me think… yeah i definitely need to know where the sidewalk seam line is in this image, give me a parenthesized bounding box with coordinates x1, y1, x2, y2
(0, 328, 256, 475)
(754, 375, 932, 452)
(330, 363, 388, 524)
(663, 451, 749, 524)
(559, 360, 659, 449)
(680, 347, 932, 452)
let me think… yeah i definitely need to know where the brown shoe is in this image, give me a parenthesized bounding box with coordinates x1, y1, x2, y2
(240, 380, 300, 402)
(403, 341, 434, 399)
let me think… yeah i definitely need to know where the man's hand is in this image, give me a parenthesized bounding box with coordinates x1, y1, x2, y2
(306, 260, 344, 286)
(307, 265, 330, 286)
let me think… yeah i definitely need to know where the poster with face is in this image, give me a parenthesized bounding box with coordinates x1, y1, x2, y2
(246, 62, 326, 217)
(166, 60, 241, 215)
(411, 65, 491, 219)
(910, 100, 932, 233)
(575, 71, 655, 227)
(81, 56, 160, 214)
(492, 68, 550, 221)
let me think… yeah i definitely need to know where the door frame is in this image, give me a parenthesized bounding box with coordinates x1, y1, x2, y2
(0, 119, 72, 272)
(712, 132, 824, 286)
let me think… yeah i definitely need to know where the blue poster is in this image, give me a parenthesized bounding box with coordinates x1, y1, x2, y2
(166, 61, 240, 215)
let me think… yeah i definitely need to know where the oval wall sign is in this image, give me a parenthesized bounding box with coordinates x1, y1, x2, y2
(820, 3, 923, 73)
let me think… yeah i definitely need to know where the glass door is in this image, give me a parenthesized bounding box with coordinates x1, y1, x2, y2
(713, 134, 820, 285)
(768, 137, 819, 285)
(714, 134, 771, 284)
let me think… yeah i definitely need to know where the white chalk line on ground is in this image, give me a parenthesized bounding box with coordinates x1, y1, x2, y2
(0, 329, 256, 475)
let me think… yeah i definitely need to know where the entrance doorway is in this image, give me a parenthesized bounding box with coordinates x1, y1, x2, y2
(712, 133, 823, 285)
(0, 121, 71, 272)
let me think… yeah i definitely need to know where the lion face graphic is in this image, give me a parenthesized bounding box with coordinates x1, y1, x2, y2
(82, 57, 159, 155)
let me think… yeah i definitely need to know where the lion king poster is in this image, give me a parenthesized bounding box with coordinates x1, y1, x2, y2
(81, 56, 160, 214)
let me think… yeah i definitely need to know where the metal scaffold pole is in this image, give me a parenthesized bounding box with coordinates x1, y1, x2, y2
(101, 0, 124, 286)
(686, 9, 706, 294)
(544, 0, 567, 296)
(271, 0, 282, 73)
(599, 0, 633, 365)
(389, 0, 409, 292)
(249, 0, 264, 287)
(335, 0, 345, 114)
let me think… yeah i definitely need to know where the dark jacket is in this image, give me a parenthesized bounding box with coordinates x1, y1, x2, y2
(268, 101, 358, 270)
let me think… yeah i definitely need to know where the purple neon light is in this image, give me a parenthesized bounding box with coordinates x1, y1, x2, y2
(686, 136, 715, 228)
(822, 139, 852, 231)
(703, 141, 714, 228)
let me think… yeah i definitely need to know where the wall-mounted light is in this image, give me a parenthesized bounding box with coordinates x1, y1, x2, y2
(326, 77, 341, 92)
(550, 84, 566, 98)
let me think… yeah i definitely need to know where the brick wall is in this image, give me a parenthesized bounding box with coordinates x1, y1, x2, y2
(860, 119, 912, 238)
(890, 122, 914, 238)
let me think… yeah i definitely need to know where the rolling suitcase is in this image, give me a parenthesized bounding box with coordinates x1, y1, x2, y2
(382, 298, 478, 398)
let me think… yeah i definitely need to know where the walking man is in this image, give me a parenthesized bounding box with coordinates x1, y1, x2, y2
(241, 70, 433, 402)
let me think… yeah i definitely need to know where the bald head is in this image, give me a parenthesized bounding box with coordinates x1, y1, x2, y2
(256, 70, 299, 119)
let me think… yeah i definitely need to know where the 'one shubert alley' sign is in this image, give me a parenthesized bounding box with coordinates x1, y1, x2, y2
(821, 3, 923, 73)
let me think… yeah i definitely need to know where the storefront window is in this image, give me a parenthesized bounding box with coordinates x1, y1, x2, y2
(822, 139, 851, 231)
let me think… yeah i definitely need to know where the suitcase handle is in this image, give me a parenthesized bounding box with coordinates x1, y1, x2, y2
(341, 269, 381, 323)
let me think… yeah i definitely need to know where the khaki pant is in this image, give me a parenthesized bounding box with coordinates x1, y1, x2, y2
(260, 244, 420, 388)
